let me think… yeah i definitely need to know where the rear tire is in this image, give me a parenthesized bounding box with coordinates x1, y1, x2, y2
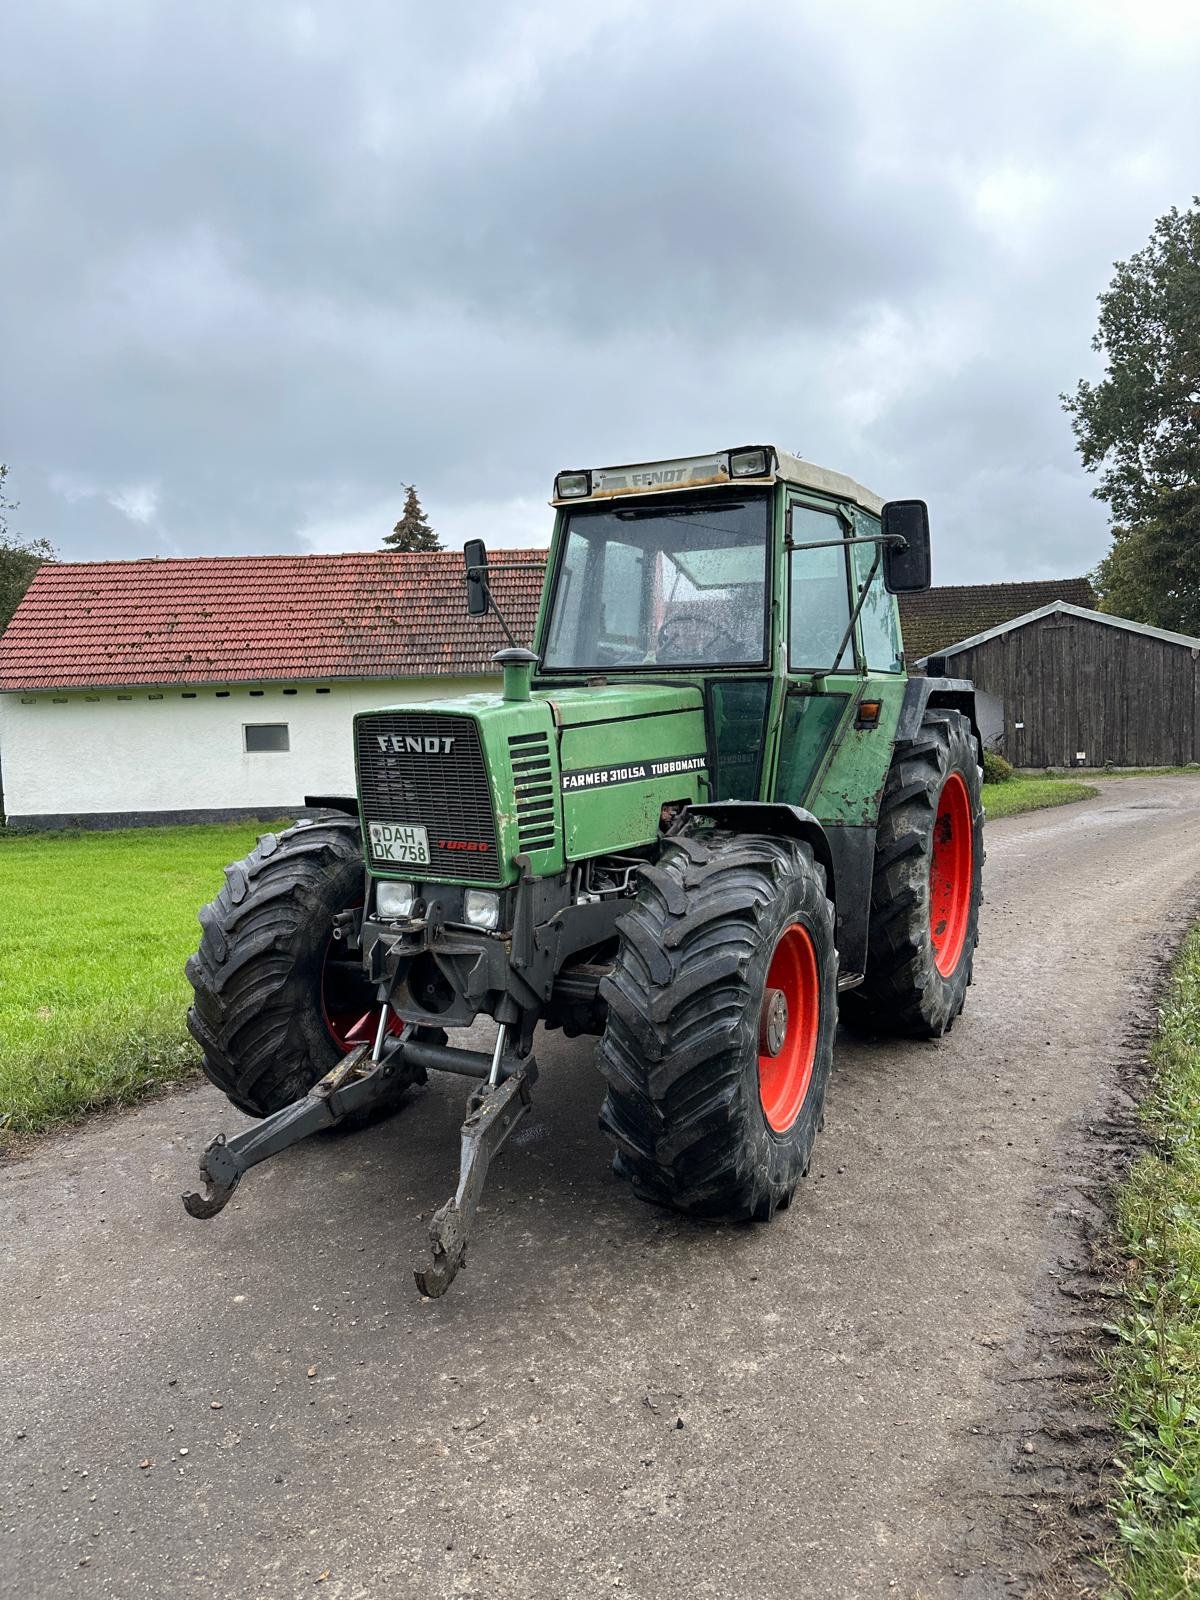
(186, 815, 393, 1118)
(597, 829, 837, 1220)
(839, 709, 983, 1038)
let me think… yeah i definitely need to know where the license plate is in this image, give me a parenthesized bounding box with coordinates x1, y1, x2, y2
(368, 821, 430, 865)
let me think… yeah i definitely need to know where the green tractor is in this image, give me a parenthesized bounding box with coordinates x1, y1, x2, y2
(183, 445, 983, 1295)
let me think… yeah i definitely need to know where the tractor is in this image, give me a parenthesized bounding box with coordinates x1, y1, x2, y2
(183, 445, 984, 1295)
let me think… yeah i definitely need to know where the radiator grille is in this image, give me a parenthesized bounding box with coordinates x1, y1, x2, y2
(356, 712, 499, 882)
(508, 731, 556, 852)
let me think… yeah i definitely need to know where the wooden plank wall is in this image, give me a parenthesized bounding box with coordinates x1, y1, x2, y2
(950, 613, 1200, 767)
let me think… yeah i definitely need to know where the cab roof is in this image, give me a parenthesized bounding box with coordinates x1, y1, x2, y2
(550, 445, 884, 516)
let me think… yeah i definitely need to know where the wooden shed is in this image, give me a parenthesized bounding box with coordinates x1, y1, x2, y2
(924, 602, 1200, 769)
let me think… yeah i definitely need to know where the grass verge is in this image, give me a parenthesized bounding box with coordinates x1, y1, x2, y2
(984, 776, 1098, 819)
(0, 820, 289, 1141)
(1104, 925, 1200, 1596)
(1024, 767, 1200, 781)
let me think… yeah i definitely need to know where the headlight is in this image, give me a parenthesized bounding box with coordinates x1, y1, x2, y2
(375, 880, 415, 919)
(463, 889, 500, 931)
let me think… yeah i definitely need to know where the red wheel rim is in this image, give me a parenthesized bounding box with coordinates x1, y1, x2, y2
(320, 929, 402, 1052)
(757, 924, 821, 1134)
(929, 771, 973, 977)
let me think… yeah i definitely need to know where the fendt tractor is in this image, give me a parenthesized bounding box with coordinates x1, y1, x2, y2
(183, 445, 984, 1295)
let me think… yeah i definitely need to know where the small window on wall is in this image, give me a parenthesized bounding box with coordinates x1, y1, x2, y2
(244, 723, 289, 753)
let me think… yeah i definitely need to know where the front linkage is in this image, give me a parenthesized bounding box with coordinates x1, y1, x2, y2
(183, 1015, 537, 1298)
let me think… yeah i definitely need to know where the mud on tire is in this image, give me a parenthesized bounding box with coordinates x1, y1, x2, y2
(186, 814, 381, 1118)
(839, 709, 984, 1039)
(596, 829, 837, 1220)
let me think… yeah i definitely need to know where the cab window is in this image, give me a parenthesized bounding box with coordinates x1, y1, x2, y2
(541, 495, 769, 671)
(851, 512, 903, 672)
(788, 504, 853, 671)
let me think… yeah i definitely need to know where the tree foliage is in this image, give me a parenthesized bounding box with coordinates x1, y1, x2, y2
(1063, 199, 1200, 634)
(0, 466, 56, 635)
(383, 484, 441, 552)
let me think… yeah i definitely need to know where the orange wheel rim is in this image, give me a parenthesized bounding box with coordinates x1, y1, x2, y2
(929, 771, 973, 977)
(757, 924, 821, 1134)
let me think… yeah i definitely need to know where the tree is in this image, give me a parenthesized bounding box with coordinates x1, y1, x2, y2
(1063, 199, 1200, 633)
(383, 484, 441, 552)
(0, 465, 56, 634)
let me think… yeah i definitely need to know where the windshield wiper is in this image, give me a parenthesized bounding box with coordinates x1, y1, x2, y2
(614, 503, 746, 523)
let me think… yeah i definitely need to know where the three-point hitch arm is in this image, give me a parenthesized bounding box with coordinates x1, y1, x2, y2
(183, 1019, 538, 1298)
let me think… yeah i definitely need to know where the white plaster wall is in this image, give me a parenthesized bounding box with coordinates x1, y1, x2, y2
(0, 677, 487, 818)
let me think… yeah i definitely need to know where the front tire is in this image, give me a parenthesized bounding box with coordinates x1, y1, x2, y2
(839, 709, 984, 1038)
(186, 815, 389, 1118)
(597, 829, 837, 1220)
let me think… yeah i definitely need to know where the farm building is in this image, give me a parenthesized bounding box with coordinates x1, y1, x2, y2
(922, 603, 1200, 768)
(0, 552, 543, 827)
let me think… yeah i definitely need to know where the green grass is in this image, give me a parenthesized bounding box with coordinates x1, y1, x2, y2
(1104, 926, 1200, 1597)
(0, 820, 289, 1140)
(984, 776, 1099, 818)
(1020, 767, 1200, 781)
(1095, 767, 1200, 779)
(985, 762, 1200, 819)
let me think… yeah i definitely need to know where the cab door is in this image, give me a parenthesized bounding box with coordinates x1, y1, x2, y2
(773, 497, 862, 807)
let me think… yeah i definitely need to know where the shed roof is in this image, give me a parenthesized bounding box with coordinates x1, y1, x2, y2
(919, 600, 1200, 663)
(897, 576, 1095, 662)
(0, 551, 546, 692)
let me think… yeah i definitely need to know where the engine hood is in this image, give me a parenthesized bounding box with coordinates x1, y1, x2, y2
(536, 680, 703, 729)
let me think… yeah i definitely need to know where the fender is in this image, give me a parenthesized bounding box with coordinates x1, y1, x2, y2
(897, 676, 980, 747)
(677, 801, 837, 903)
(678, 801, 885, 980)
(304, 794, 361, 818)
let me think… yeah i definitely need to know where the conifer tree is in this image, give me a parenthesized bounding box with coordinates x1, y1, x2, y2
(383, 484, 441, 552)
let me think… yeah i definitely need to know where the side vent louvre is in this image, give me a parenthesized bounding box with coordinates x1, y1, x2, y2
(509, 732, 556, 851)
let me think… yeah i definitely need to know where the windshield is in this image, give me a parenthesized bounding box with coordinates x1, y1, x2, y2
(541, 495, 770, 671)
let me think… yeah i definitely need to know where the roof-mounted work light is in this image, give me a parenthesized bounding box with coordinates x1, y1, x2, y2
(554, 470, 592, 499)
(728, 446, 775, 478)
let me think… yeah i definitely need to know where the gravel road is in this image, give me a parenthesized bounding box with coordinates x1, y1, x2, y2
(4, 775, 1200, 1600)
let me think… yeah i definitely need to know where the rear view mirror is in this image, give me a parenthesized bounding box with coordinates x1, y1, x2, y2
(464, 539, 490, 616)
(881, 501, 931, 593)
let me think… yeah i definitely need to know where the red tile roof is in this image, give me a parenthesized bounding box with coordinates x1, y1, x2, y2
(0, 551, 548, 692)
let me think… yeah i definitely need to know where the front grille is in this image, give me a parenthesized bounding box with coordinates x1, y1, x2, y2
(509, 732, 556, 851)
(356, 712, 499, 882)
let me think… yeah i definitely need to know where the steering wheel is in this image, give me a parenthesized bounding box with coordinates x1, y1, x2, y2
(656, 614, 740, 664)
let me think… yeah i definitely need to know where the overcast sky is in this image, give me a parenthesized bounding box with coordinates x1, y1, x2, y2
(3, 0, 1199, 584)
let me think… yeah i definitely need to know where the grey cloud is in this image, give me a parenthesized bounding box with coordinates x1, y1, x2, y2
(2, 0, 1199, 584)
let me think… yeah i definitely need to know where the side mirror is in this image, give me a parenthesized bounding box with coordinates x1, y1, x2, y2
(464, 538, 490, 616)
(881, 500, 931, 592)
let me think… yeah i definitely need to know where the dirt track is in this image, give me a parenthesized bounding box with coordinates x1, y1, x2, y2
(4, 775, 1200, 1600)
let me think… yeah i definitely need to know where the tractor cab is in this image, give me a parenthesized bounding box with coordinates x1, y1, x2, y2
(472, 444, 931, 811)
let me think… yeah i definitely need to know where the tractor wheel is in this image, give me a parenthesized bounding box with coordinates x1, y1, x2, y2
(840, 708, 983, 1038)
(186, 814, 401, 1119)
(597, 829, 837, 1220)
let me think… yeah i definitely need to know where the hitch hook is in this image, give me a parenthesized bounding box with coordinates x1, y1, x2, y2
(183, 1133, 242, 1218)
